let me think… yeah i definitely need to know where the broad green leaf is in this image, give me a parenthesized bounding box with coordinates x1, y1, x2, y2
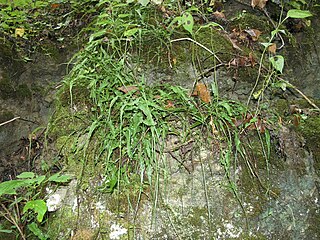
(271, 29, 286, 38)
(124, 28, 140, 37)
(261, 42, 273, 48)
(33, 175, 46, 185)
(287, 9, 312, 19)
(138, 0, 150, 6)
(182, 12, 194, 35)
(139, 104, 156, 126)
(89, 29, 107, 42)
(219, 101, 232, 116)
(269, 55, 284, 73)
(27, 222, 48, 240)
(151, 0, 162, 4)
(48, 173, 71, 183)
(23, 200, 47, 222)
(196, 22, 224, 33)
(17, 172, 35, 179)
(0, 180, 26, 196)
(273, 80, 289, 91)
(168, 16, 183, 30)
(253, 89, 262, 99)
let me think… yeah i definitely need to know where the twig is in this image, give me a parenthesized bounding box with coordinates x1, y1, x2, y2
(276, 77, 319, 110)
(0, 203, 26, 240)
(0, 117, 20, 127)
(171, 38, 222, 64)
(286, 83, 320, 110)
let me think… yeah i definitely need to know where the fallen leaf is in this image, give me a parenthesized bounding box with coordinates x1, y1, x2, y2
(268, 43, 277, 54)
(248, 52, 256, 66)
(244, 29, 261, 41)
(118, 86, 139, 94)
(165, 100, 175, 108)
(251, 0, 268, 9)
(213, 11, 226, 20)
(51, 3, 60, 9)
(293, 115, 301, 127)
(192, 83, 211, 103)
(226, 31, 243, 51)
(229, 55, 252, 67)
(15, 28, 25, 38)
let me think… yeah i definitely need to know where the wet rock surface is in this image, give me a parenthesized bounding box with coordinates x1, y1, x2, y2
(1, 2, 320, 239)
(46, 125, 319, 239)
(0, 43, 74, 180)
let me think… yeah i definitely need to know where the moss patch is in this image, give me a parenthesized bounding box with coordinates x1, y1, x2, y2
(298, 115, 320, 176)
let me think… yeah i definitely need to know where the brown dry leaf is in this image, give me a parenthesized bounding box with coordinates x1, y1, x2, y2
(248, 52, 256, 66)
(238, 57, 248, 67)
(229, 58, 238, 66)
(165, 100, 175, 108)
(118, 85, 139, 94)
(213, 11, 226, 20)
(229, 56, 250, 67)
(293, 115, 301, 127)
(251, 0, 268, 9)
(192, 83, 211, 103)
(226, 31, 243, 51)
(268, 43, 277, 54)
(245, 29, 261, 41)
(51, 3, 60, 9)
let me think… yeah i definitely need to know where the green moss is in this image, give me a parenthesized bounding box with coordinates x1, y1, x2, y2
(0, 109, 14, 123)
(230, 12, 271, 33)
(0, 76, 15, 100)
(16, 84, 32, 100)
(187, 207, 207, 227)
(194, 28, 234, 61)
(46, 207, 78, 239)
(298, 115, 320, 176)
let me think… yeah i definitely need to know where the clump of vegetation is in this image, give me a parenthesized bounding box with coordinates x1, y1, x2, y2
(0, 0, 319, 238)
(0, 172, 71, 239)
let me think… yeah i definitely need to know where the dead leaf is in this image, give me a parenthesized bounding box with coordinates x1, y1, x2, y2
(192, 83, 211, 103)
(213, 11, 226, 20)
(118, 86, 139, 94)
(15, 28, 25, 38)
(244, 29, 261, 41)
(248, 52, 256, 66)
(251, 0, 268, 9)
(226, 31, 243, 51)
(268, 43, 277, 54)
(165, 100, 175, 108)
(51, 3, 60, 9)
(229, 55, 252, 67)
(293, 115, 301, 127)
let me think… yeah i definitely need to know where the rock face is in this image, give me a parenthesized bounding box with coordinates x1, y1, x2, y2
(2, 2, 320, 239)
(44, 124, 319, 239)
(0, 42, 73, 181)
(285, 15, 320, 99)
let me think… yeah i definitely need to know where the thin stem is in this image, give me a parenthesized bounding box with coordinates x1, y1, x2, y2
(0, 203, 26, 240)
(171, 37, 222, 64)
